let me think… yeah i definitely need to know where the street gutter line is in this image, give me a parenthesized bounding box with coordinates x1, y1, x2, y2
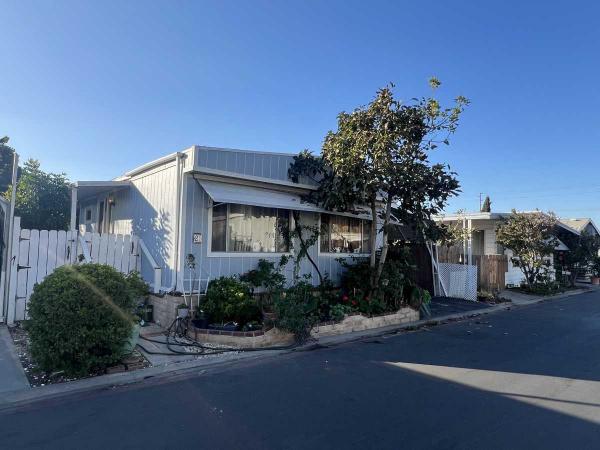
(0, 287, 593, 411)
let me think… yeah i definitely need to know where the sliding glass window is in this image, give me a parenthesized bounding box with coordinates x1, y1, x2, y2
(211, 203, 290, 253)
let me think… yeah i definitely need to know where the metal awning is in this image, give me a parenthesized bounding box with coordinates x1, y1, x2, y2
(75, 180, 131, 200)
(198, 180, 371, 219)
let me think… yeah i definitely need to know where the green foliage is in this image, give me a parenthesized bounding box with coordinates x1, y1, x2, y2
(204, 277, 261, 327)
(591, 257, 600, 278)
(240, 259, 286, 294)
(342, 255, 415, 311)
(25, 264, 136, 377)
(0, 138, 19, 193)
(5, 159, 71, 230)
(329, 303, 352, 322)
(496, 211, 558, 287)
(559, 232, 600, 286)
(125, 271, 149, 301)
(273, 277, 320, 343)
(289, 81, 468, 293)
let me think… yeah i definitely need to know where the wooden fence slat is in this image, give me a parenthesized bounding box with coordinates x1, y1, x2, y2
(121, 235, 131, 273)
(6, 217, 21, 324)
(91, 233, 100, 262)
(26, 230, 40, 316)
(46, 231, 58, 274)
(129, 236, 138, 272)
(37, 230, 48, 282)
(15, 229, 30, 321)
(114, 235, 124, 273)
(98, 234, 109, 264)
(106, 234, 116, 267)
(55, 231, 67, 267)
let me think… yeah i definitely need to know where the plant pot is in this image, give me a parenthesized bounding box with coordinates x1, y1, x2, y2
(191, 318, 209, 329)
(122, 323, 141, 355)
(142, 305, 153, 323)
(177, 307, 190, 319)
(592, 277, 600, 285)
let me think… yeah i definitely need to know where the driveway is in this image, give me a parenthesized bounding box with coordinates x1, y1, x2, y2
(2, 291, 600, 449)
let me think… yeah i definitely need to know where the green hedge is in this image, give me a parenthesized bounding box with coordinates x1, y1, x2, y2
(26, 264, 137, 377)
(203, 276, 261, 327)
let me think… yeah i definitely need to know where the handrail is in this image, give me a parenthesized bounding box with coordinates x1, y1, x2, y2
(138, 238, 162, 294)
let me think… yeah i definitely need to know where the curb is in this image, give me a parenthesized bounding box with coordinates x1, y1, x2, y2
(0, 349, 284, 411)
(0, 287, 592, 410)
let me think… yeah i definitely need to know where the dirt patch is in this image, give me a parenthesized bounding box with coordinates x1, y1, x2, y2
(8, 323, 151, 388)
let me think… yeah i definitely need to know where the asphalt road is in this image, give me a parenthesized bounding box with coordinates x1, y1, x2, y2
(3, 291, 600, 450)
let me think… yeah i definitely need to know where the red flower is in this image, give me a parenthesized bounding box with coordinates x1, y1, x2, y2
(351, 300, 358, 306)
(342, 295, 349, 302)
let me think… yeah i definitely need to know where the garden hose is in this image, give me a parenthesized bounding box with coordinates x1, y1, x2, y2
(136, 317, 301, 357)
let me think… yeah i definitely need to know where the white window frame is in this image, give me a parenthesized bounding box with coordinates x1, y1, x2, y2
(207, 201, 294, 258)
(317, 213, 372, 257)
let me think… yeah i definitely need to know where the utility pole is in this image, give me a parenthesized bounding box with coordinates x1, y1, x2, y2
(479, 193, 483, 211)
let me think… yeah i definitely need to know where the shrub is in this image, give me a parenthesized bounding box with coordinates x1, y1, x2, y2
(203, 277, 261, 327)
(342, 257, 414, 311)
(26, 264, 137, 377)
(240, 258, 286, 311)
(330, 303, 352, 322)
(273, 277, 320, 343)
(125, 271, 149, 302)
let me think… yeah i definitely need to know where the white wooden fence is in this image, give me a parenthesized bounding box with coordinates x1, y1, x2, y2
(5, 217, 161, 324)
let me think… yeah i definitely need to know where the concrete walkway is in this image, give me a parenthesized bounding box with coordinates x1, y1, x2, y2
(0, 326, 29, 393)
(500, 285, 597, 306)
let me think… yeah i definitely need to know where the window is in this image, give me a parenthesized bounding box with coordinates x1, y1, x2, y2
(320, 214, 372, 254)
(211, 203, 290, 253)
(85, 208, 92, 222)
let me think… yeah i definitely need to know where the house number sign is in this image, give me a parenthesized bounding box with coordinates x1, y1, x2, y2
(193, 233, 202, 244)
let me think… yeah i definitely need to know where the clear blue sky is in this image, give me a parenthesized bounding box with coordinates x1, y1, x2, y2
(2, 1, 600, 222)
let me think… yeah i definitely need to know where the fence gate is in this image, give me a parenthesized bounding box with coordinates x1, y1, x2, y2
(438, 262, 478, 301)
(5, 217, 141, 324)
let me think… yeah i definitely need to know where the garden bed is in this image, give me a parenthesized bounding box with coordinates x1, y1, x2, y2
(311, 307, 419, 337)
(9, 323, 151, 387)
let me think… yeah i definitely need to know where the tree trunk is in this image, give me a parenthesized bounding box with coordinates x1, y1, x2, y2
(292, 211, 324, 285)
(369, 199, 378, 270)
(372, 196, 393, 292)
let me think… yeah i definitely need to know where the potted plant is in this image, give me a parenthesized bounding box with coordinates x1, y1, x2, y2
(176, 302, 190, 319)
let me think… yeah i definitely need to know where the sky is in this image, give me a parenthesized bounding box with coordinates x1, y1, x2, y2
(2, 0, 600, 222)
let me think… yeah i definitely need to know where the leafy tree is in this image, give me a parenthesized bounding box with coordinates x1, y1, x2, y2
(4, 159, 71, 230)
(481, 195, 491, 212)
(289, 80, 468, 294)
(0, 136, 20, 193)
(495, 210, 558, 287)
(559, 231, 600, 286)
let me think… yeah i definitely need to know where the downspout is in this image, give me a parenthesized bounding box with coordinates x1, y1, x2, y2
(167, 152, 184, 293)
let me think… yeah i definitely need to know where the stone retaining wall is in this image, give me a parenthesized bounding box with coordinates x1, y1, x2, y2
(148, 294, 184, 328)
(188, 327, 295, 348)
(311, 307, 419, 338)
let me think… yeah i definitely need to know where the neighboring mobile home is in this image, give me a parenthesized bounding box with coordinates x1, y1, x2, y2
(73, 146, 378, 293)
(434, 211, 582, 287)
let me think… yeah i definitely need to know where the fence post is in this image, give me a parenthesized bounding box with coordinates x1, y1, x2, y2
(6, 217, 21, 325)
